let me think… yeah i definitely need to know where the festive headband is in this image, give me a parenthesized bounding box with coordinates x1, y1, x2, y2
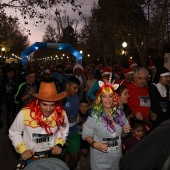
(93, 81, 125, 133)
(95, 80, 119, 105)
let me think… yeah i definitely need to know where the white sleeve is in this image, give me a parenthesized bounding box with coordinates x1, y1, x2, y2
(55, 111, 69, 144)
(82, 115, 95, 140)
(8, 110, 26, 148)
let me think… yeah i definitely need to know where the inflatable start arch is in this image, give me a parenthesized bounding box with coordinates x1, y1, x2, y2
(21, 42, 82, 66)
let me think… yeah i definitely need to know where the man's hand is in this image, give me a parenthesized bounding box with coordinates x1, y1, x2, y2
(135, 112, 143, 120)
(21, 150, 34, 160)
(50, 145, 62, 155)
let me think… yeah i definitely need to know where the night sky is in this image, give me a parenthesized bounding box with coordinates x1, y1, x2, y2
(4, 0, 98, 44)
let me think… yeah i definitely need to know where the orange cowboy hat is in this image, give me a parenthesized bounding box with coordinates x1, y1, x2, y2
(29, 81, 67, 101)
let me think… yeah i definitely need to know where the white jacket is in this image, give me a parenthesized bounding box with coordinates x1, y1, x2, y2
(9, 108, 69, 154)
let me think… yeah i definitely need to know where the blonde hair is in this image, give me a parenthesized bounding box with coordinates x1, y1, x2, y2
(100, 87, 114, 96)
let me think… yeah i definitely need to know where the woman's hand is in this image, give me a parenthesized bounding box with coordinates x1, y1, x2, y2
(21, 150, 34, 160)
(93, 141, 108, 153)
(123, 124, 131, 134)
(122, 124, 131, 138)
(50, 145, 62, 155)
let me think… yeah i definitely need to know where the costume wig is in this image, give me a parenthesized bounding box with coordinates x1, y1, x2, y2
(24, 99, 65, 134)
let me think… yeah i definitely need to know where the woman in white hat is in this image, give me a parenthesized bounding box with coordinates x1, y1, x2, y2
(149, 66, 170, 129)
(9, 81, 69, 163)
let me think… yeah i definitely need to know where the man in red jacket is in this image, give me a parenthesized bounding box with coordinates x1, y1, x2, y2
(128, 67, 151, 120)
(116, 68, 134, 86)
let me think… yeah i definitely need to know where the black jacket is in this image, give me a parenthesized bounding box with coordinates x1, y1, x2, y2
(119, 120, 170, 170)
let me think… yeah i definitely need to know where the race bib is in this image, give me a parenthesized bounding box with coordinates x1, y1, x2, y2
(68, 114, 78, 127)
(103, 137, 121, 152)
(32, 133, 53, 152)
(139, 96, 150, 107)
(160, 102, 167, 112)
(78, 124, 82, 135)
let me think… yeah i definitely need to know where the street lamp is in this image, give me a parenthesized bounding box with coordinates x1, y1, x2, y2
(67, 56, 69, 62)
(122, 42, 127, 55)
(1, 47, 5, 52)
(122, 42, 127, 66)
(122, 42, 127, 48)
(1, 47, 5, 62)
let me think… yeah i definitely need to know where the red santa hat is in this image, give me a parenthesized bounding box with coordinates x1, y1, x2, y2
(129, 58, 137, 68)
(148, 56, 155, 69)
(98, 64, 103, 70)
(123, 68, 134, 75)
(114, 71, 121, 79)
(101, 67, 111, 76)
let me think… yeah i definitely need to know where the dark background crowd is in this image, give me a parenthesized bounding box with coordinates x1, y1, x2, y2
(0, 57, 170, 170)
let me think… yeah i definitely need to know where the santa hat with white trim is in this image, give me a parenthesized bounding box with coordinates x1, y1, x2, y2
(148, 56, 155, 69)
(114, 71, 121, 79)
(129, 58, 137, 68)
(101, 67, 112, 76)
(153, 66, 170, 83)
(123, 68, 134, 75)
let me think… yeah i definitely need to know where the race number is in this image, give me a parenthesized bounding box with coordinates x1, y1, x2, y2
(103, 137, 121, 152)
(32, 133, 53, 152)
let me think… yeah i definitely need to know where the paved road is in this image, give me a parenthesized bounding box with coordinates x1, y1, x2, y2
(0, 128, 19, 170)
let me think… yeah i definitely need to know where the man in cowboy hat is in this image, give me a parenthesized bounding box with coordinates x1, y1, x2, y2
(9, 81, 69, 165)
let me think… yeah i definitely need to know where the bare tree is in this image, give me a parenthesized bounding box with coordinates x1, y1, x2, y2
(43, 25, 58, 42)
(79, 0, 149, 66)
(0, 11, 29, 54)
(0, 0, 84, 24)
